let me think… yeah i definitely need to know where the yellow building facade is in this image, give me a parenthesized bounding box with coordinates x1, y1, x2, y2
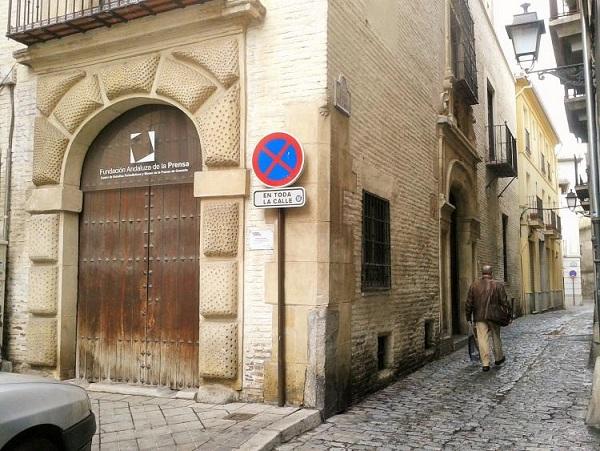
(516, 77, 564, 315)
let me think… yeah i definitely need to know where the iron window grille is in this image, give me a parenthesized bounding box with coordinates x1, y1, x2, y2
(362, 191, 391, 291)
(450, 0, 478, 104)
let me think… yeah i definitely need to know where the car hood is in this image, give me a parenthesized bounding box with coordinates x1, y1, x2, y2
(0, 372, 63, 385)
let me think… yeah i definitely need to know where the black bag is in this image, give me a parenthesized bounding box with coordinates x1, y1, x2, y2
(490, 299, 512, 327)
(468, 324, 480, 362)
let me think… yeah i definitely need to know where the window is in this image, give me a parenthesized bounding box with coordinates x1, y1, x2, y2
(502, 214, 509, 282)
(377, 334, 391, 370)
(424, 320, 435, 349)
(450, 0, 478, 103)
(541, 153, 546, 173)
(548, 163, 552, 181)
(362, 191, 391, 291)
(525, 129, 531, 154)
(487, 81, 495, 160)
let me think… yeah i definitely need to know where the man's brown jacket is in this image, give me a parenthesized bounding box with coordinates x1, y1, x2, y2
(465, 276, 509, 323)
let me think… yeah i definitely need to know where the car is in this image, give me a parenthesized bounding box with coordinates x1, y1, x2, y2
(0, 372, 96, 451)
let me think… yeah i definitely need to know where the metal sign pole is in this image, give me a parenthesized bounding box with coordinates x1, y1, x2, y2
(277, 207, 286, 407)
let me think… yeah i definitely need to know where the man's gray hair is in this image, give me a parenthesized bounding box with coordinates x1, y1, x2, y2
(482, 264, 493, 275)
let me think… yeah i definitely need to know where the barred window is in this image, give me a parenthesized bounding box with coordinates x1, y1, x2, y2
(362, 191, 391, 291)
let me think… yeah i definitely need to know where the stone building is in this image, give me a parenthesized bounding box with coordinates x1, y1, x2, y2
(515, 77, 564, 314)
(0, 0, 521, 415)
(438, 0, 521, 350)
(557, 148, 588, 307)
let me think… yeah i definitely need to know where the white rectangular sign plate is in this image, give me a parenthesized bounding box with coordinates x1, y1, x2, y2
(253, 187, 306, 209)
(248, 228, 274, 250)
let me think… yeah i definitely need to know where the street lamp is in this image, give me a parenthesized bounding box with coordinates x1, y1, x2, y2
(506, 3, 583, 85)
(505, 3, 546, 70)
(566, 190, 578, 212)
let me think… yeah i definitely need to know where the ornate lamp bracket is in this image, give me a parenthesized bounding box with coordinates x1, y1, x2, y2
(527, 63, 585, 88)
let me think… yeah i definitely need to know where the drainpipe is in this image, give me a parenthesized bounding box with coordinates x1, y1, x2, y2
(582, 0, 600, 352)
(0, 70, 15, 362)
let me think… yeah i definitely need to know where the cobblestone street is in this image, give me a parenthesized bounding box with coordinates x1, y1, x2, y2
(282, 305, 600, 450)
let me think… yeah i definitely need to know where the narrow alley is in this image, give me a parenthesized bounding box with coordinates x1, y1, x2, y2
(281, 306, 600, 450)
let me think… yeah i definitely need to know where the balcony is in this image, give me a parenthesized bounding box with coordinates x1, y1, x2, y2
(528, 195, 544, 228)
(7, 0, 210, 45)
(548, 0, 582, 67)
(575, 179, 590, 212)
(544, 210, 561, 238)
(486, 123, 518, 178)
(451, 0, 478, 105)
(564, 86, 588, 142)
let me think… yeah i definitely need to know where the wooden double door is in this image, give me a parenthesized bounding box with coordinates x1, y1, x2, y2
(77, 183, 200, 389)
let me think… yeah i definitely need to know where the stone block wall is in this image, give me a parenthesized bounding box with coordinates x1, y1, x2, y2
(327, 0, 445, 401)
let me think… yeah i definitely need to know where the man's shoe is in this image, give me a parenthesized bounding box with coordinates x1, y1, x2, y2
(495, 357, 506, 366)
(482, 366, 490, 372)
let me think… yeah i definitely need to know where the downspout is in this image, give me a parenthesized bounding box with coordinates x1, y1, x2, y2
(0, 70, 15, 362)
(582, 0, 600, 352)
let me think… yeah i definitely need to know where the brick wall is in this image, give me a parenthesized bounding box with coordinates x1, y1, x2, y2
(0, 3, 36, 366)
(327, 0, 445, 400)
(469, 0, 521, 301)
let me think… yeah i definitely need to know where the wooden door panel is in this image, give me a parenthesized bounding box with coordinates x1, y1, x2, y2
(147, 184, 199, 389)
(78, 187, 148, 383)
(116, 187, 149, 384)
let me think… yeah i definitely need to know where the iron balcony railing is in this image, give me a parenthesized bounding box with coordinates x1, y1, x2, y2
(7, 0, 209, 45)
(528, 196, 544, 223)
(451, 0, 478, 105)
(544, 209, 562, 236)
(549, 0, 579, 19)
(544, 210, 557, 231)
(486, 123, 517, 178)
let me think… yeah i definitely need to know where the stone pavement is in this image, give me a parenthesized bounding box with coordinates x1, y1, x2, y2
(89, 392, 320, 450)
(281, 305, 600, 450)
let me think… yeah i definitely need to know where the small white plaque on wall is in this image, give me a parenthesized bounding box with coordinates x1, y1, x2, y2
(248, 227, 274, 251)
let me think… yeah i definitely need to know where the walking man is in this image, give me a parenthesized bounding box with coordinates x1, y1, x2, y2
(465, 265, 509, 372)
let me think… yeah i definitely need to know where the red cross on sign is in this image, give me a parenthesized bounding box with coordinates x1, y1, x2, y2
(252, 132, 304, 188)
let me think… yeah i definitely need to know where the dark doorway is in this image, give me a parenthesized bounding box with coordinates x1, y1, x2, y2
(449, 192, 461, 335)
(77, 105, 201, 389)
(487, 81, 495, 161)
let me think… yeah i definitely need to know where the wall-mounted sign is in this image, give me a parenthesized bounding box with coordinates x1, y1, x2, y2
(252, 132, 305, 188)
(569, 270, 577, 278)
(253, 187, 306, 209)
(248, 228, 274, 250)
(334, 74, 351, 117)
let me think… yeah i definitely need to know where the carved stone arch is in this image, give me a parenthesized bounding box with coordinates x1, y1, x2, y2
(27, 55, 246, 393)
(61, 96, 203, 187)
(440, 158, 479, 343)
(445, 159, 476, 219)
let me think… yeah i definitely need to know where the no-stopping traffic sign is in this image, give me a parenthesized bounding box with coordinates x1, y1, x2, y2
(252, 132, 304, 188)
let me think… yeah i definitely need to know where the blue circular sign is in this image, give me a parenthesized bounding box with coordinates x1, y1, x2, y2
(252, 132, 304, 188)
(569, 270, 577, 278)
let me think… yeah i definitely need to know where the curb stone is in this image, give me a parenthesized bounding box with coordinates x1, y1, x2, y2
(237, 409, 322, 451)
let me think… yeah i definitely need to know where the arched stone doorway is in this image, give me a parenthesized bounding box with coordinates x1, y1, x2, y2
(440, 161, 479, 340)
(77, 105, 201, 388)
(24, 38, 245, 392)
